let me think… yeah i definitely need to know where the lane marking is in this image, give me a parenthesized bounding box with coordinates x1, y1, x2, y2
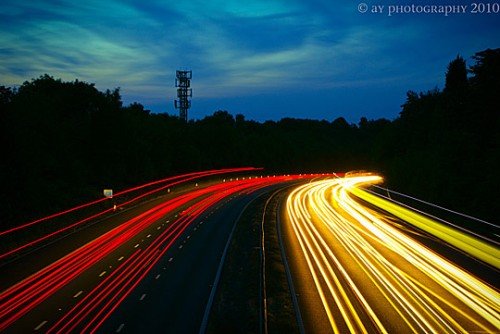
(99, 271, 107, 277)
(116, 323, 125, 333)
(199, 195, 255, 334)
(35, 321, 47, 331)
(155, 274, 161, 280)
(73, 291, 83, 298)
(134, 243, 140, 248)
(118, 256, 124, 261)
(157, 226, 161, 230)
(168, 257, 173, 262)
(194, 227, 197, 231)
(147, 234, 151, 238)
(187, 235, 191, 239)
(140, 294, 146, 301)
(179, 245, 183, 249)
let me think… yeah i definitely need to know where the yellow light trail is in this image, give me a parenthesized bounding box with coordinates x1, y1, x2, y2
(348, 186, 500, 270)
(285, 176, 500, 333)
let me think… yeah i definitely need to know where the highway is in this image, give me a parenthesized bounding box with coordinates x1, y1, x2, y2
(97, 184, 286, 333)
(2, 171, 498, 333)
(0, 170, 315, 333)
(282, 175, 500, 333)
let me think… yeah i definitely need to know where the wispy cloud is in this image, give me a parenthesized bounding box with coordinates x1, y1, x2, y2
(0, 1, 165, 87)
(1, 0, 498, 119)
(0, 0, 426, 96)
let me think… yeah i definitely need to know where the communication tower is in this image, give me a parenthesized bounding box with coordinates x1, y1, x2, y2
(174, 70, 192, 122)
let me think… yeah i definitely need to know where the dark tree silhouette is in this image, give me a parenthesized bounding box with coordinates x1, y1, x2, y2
(1, 48, 499, 227)
(444, 55, 468, 95)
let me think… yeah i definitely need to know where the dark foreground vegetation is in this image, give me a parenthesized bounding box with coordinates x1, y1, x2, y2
(1, 48, 498, 227)
(208, 190, 298, 333)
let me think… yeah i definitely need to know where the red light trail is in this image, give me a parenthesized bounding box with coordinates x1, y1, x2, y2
(0, 170, 319, 332)
(0, 167, 261, 261)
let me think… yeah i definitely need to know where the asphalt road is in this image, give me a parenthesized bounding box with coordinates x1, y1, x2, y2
(5, 174, 495, 333)
(281, 177, 500, 333)
(0, 180, 218, 291)
(1, 176, 302, 333)
(97, 187, 277, 333)
(1, 187, 204, 333)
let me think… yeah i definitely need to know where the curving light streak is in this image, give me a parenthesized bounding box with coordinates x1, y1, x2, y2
(0, 167, 261, 237)
(0, 168, 263, 261)
(286, 176, 500, 333)
(348, 186, 500, 269)
(0, 173, 321, 332)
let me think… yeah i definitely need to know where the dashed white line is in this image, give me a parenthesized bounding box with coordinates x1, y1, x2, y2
(73, 291, 83, 298)
(155, 274, 161, 280)
(168, 257, 173, 262)
(139, 294, 146, 301)
(187, 235, 191, 239)
(179, 245, 183, 249)
(99, 271, 107, 277)
(118, 256, 124, 261)
(116, 323, 125, 333)
(194, 227, 197, 231)
(34, 320, 47, 331)
(146, 234, 151, 238)
(134, 243, 140, 248)
(157, 226, 161, 230)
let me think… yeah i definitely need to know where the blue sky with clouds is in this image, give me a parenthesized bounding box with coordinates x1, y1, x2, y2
(1, 0, 499, 122)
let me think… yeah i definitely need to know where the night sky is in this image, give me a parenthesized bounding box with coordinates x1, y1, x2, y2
(1, 1, 499, 122)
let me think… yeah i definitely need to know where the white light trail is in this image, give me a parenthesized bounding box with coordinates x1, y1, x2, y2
(285, 176, 500, 333)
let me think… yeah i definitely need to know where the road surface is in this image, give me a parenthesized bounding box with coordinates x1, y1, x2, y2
(282, 176, 500, 333)
(97, 184, 287, 333)
(3, 172, 497, 333)
(0, 172, 314, 333)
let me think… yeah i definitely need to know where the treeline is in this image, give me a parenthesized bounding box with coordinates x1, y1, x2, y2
(0, 48, 498, 227)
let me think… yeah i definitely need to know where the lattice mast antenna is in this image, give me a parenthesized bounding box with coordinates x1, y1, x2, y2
(174, 70, 192, 122)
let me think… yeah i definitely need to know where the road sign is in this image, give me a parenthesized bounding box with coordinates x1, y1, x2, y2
(103, 189, 113, 198)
